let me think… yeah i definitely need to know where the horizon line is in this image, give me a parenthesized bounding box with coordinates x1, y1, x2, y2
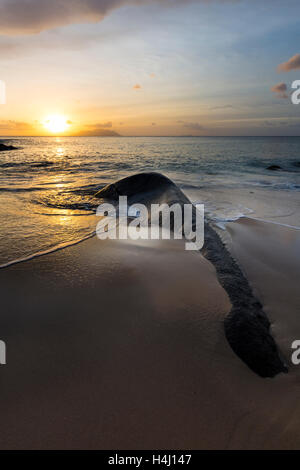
(1, 135, 300, 138)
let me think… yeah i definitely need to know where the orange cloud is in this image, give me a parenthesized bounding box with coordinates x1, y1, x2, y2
(133, 84, 142, 90)
(0, 120, 36, 134)
(271, 82, 288, 99)
(278, 54, 300, 72)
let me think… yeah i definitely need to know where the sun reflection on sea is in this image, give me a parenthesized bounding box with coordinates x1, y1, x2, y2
(56, 147, 65, 156)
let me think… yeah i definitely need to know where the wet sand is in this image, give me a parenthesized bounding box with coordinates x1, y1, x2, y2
(0, 227, 300, 449)
(226, 217, 300, 362)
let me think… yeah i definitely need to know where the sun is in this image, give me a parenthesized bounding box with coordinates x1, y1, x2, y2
(43, 115, 70, 134)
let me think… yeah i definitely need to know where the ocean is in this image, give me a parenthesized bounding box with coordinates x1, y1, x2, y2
(1, 135, 300, 266)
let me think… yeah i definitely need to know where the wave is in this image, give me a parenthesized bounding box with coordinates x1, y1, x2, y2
(0, 161, 55, 169)
(0, 230, 95, 270)
(33, 183, 108, 212)
(209, 210, 254, 230)
(243, 180, 300, 191)
(246, 216, 300, 231)
(0, 186, 46, 193)
(33, 193, 100, 212)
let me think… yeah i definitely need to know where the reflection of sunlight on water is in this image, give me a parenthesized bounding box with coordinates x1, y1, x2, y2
(44, 174, 67, 189)
(42, 207, 84, 236)
(56, 147, 65, 156)
(43, 206, 94, 225)
(57, 214, 73, 225)
(53, 137, 65, 157)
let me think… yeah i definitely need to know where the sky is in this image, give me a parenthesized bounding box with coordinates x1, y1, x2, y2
(0, 0, 300, 136)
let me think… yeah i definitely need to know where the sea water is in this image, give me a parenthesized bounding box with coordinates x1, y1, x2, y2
(0, 136, 300, 266)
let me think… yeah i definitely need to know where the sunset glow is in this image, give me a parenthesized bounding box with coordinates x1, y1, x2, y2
(0, 1, 299, 137)
(43, 115, 70, 134)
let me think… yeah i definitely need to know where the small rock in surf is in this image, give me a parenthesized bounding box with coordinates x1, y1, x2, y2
(266, 165, 282, 171)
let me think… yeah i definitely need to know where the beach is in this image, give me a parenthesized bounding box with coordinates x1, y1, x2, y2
(0, 136, 300, 449)
(0, 172, 299, 449)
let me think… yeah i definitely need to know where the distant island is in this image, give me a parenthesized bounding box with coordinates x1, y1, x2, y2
(73, 129, 121, 137)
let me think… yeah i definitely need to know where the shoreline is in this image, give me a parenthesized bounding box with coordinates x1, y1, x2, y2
(0, 173, 299, 448)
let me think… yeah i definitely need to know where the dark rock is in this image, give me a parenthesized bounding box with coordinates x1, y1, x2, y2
(96, 172, 178, 200)
(203, 223, 288, 378)
(266, 165, 282, 171)
(97, 172, 288, 378)
(0, 143, 18, 152)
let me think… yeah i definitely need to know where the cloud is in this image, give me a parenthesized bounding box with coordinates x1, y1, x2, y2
(263, 120, 276, 128)
(0, 27, 129, 60)
(262, 119, 300, 130)
(271, 82, 288, 99)
(0, 120, 35, 131)
(0, 119, 121, 136)
(74, 123, 120, 136)
(89, 121, 113, 128)
(0, 0, 133, 35)
(133, 84, 142, 90)
(211, 104, 234, 110)
(177, 120, 203, 131)
(0, 0, 231, 36)
(0, 40, 21, 57)
(278, 54, 300, 72)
